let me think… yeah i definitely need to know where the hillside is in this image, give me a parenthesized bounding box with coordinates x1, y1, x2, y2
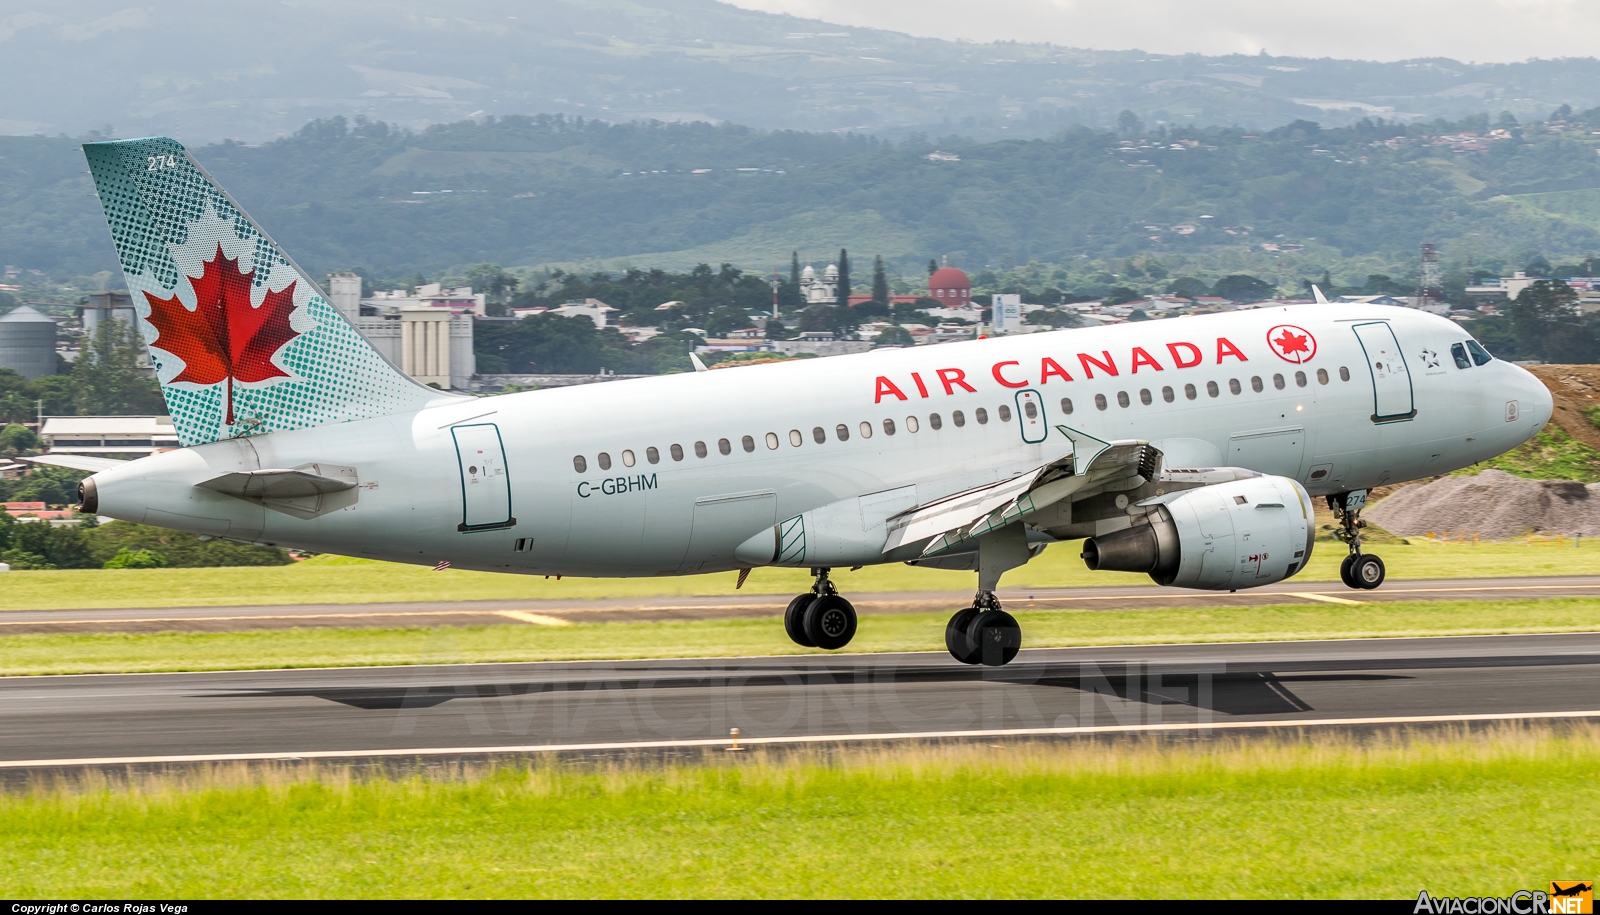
(10, 0, 1600, 144)
(15, 111, 1600, 286)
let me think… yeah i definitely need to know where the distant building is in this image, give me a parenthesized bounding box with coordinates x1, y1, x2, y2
(0, 305, 57, 380)
(331, 274, 475, 390)
(991, 294, 1023, 333)
(362, 282, 487, 316)
(80, 291, 153, 372)
(799, 264, 840, 306)
(40, 416, 179, 457)
(928, 267, 972, 305)
(550, 299, 619, 329)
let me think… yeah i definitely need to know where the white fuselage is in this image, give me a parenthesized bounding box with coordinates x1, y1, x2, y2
(90, 304, 1552, 577)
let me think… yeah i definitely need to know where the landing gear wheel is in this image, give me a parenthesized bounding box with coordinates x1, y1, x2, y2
(967, 609, 1021, 667)
(803, 594, 857, 650)
(1339, 554, 1358, 589)
(1352, 554, 1385, 590)
(784, 593, 816, 647)
(945, 607, 983, 665)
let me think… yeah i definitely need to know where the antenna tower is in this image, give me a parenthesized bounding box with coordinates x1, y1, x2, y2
(1419, 243, 1443, 309)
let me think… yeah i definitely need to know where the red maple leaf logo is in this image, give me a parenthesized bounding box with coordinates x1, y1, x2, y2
(143, 244, 300, 425)
(1266, 324, 1317, 363)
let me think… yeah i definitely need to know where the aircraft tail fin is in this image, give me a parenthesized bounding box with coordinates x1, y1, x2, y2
(1311, 284, 1331, 305)
(82, 137, 452, 448)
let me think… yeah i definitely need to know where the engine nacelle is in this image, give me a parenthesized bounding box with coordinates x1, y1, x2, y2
(1081, 475, 1315, 590)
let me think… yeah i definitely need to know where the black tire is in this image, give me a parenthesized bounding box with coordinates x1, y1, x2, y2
(945, 607, 982, 664)
(966, 608, 1022, 667)
(803, 594, 857, 650)
(784, 593, 816, 647)
(1339, 554, 1358, 589)
(1353, 554, 1385, 590)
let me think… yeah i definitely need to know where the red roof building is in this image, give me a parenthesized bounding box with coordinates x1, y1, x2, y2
(928, 267, 972, 305)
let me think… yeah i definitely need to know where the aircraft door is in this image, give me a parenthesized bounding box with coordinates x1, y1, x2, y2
(451, 423, 516, 532)
(1351, 322, 1417, 423)
(1015, 389, 1048, 443)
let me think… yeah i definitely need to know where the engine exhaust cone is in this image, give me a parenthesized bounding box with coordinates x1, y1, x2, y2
(1082, 524, 1159, 573)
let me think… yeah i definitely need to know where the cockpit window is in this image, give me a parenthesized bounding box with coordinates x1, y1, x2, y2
(1451, 342, 1472, 369)
(1466, 340, 1493, 366)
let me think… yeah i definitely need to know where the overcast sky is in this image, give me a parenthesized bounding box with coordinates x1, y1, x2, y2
(726, 0, 1599, 63)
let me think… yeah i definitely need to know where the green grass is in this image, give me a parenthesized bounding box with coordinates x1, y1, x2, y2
(4, 538, 1600, 612)
(1455, 424, 1600, 482)
(5, 598, 1599, 676)
(3, 728, 1596, 897)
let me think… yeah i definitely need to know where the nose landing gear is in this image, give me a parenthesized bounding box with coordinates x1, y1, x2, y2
(1332, 491, 1385, 590)
(783, 567, 858, 650)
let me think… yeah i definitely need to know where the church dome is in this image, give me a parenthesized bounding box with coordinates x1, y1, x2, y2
(801, 265, 816, 280)
(928, 267, 971, 303)
(824, 263, 839, 279)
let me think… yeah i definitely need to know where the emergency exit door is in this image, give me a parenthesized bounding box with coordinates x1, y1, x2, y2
(452, 423, 516, 532)
(1352, 322, 1417, 423)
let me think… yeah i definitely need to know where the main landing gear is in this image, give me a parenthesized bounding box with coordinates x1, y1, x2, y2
(1331, 490, 1385, 590)
(944, 592, 1021, 667)
(783, 567, 858, 651)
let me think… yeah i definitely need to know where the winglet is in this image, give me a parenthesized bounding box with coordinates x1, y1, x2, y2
(1054, 425, 1112, 476)
(690, 353, 710, 373)
(1312, 284, 1331, 305)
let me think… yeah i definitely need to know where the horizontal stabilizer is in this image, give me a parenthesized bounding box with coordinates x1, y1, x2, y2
(198, 468, 357, 500)
(20, 454, 129, 473)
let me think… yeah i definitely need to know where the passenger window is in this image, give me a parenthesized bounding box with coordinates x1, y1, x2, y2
(1250, 376, 1263, 393)
(789, 430, 803, 447)
(671, 444, 684, 461)
(1184, 383, 1197, 400)
(859, 421, 873, 439)
(1229, 378, 1242, 395)
(813, 426, 826, 444)
(598, 452, 612, 471)
(1094, 393, 1108, 411)
(1272, 374, 1285, 390)
(718, 438, 731, 455)
(573, 455, 587, 473)
(646, 447, 659, 464)
(1116, 391, 1130, 408)
(1023, 401, 1037, 419)
(884, 418, 897, 435)
(998, 405, 1012, 422)
(622, 449, 636, 467)
(929, 413, 942, 430)
(952, 410, 966, 427)
(975, 408, 989, 424)
(1162, 386, 1174, 403)
(1206, 380, 1219, 397)
(1467, 340, 1493, 366)
(1339, 366, 1350, 381)
(835, 424, 850, 441)
(1451, 343, 1471, 369)
(1060, 397, 1073, 414)
(767, 432, 781, 450)
(1139, 389, 1152, 406)
(741, 435, 755, 453)
(1294, 371, 1307, 387)
(906, 415, 920, 432)
(1317, 368, 1329, 385)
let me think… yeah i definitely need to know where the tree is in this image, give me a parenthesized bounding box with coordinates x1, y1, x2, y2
(1025, 309, 1084, 328)
(1510, 280, 1595, 362)
(464, 263, 518, 316)
(1212, 275, 1277, 302)
(70, 317, 164, 415)
(837, 249, 851, 303)
(927, 259, 938, 277)
(1166, 277, 1210, 299)
(1128, 309, 1151, 322)
(875, 326, 914, 347)
(0, 423, 40, 457)
(871, 255, 889, 305)
(1117, 110, 1143, 136)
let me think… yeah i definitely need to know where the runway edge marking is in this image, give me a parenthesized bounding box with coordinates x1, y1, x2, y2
(8, 709, 1600, 769)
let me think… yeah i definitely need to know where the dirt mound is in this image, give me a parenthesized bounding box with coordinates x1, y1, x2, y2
(1367, 469, 1600, 539)
(1528, 364, 1600, 452)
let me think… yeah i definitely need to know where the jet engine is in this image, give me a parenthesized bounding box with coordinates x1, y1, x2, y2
(1080, 475, 1315, 590)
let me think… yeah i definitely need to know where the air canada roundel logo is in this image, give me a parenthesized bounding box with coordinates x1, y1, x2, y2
(1266, 324, 1317, 364)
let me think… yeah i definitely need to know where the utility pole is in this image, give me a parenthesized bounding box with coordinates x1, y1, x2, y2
(769, 270, 780, 319)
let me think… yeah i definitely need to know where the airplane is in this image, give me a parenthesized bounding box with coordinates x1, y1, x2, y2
(55, 136, 1553, 667)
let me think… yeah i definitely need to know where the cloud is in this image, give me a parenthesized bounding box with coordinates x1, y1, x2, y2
(725, 0, 1600, 63)
(60, 7, 150, 42)
(0, 11, 55, 43)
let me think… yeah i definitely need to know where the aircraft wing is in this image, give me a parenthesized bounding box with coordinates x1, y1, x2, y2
(20, 454, 129, 473)
(882, 426, 1160, 557)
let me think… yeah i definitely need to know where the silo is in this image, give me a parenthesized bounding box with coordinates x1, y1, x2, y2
(0, 305, 58, 380)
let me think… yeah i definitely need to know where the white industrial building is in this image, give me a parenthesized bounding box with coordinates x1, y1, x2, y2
(0, 305, 57, 380)
(40, 416, 179, 456)
(326, 274, 476, 390)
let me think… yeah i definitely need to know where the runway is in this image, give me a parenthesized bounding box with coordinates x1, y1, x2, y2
(5, 631, 1600, 768)
(2, 575, 1599, 633)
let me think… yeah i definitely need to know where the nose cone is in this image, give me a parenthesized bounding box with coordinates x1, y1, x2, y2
(1518, 364, 1554, 434)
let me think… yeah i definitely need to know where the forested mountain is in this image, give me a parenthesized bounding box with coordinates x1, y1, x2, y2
(13, 109, 1600, 288)
(9, 0, 1600, 144)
